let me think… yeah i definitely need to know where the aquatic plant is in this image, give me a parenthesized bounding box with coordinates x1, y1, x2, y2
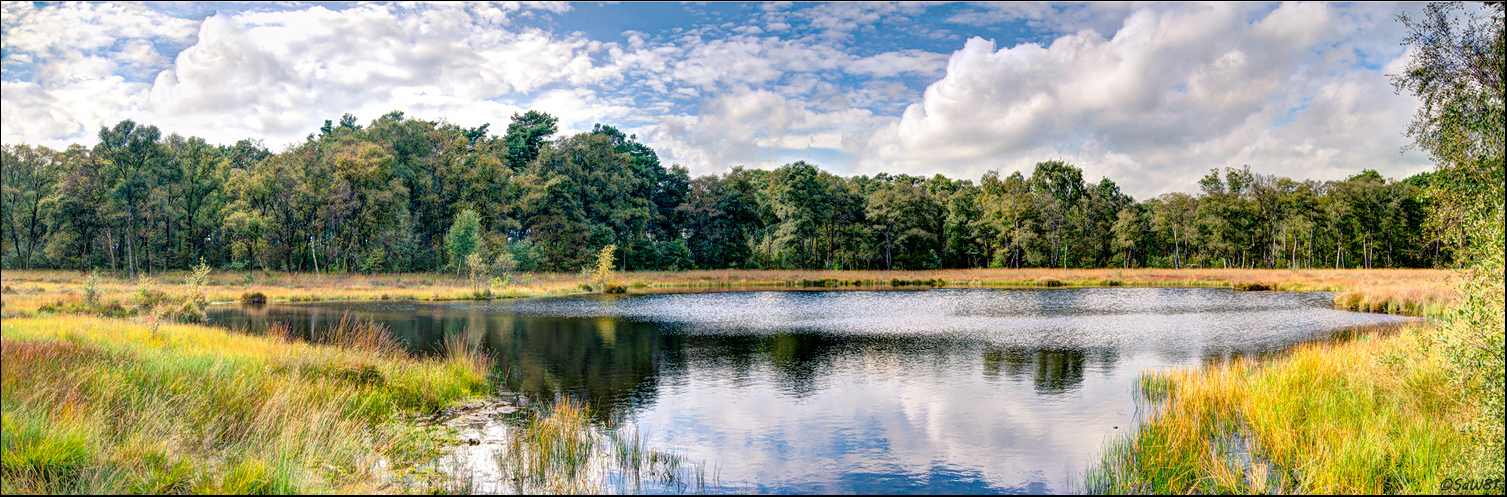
(494, 397, 714, 495)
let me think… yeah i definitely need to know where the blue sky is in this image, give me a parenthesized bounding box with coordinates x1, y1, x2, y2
(1, 2, 1444, 198)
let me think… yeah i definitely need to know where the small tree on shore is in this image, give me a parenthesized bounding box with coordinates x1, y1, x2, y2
(446, 209, 481, 275)
(592, 244, 616, 291)
(465, 251, 488, 294)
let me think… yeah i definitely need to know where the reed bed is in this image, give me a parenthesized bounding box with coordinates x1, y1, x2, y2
(0, 315, 492, 494)
(1084, 327, 1484, 494)
(3, 267, 1454, 319)
(494, 397, 712, 495)
(0, 269, 592, 317)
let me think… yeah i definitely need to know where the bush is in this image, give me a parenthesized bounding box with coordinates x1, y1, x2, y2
(174, 301, 205, 324)
(240, 292, 267, 304)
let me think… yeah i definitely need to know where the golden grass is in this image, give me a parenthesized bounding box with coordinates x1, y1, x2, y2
(3, 267, 1454, 318)
(0, 315, 492, 494)
(1084, 325, 1488, 494)
(0, 269, 593, 317)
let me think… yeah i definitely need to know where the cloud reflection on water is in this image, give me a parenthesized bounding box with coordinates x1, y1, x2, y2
(207, 287, 1416, 493)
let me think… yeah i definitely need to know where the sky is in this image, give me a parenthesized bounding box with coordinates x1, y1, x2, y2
(0, 1, 1447, 199)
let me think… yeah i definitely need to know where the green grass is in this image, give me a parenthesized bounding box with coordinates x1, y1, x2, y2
(0, 315, 492, 494)
(1084, 327, 1489, 494)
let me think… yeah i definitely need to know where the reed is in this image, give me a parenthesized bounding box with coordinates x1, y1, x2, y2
(312, 312, 404, 357)
(494, 397, 713, 495)
(441, 331, 494, 376)
(503, 398, 599, 494)
(1084, 327, 1484, 494)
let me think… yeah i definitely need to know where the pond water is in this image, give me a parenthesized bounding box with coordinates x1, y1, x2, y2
(206, 287, 1418, 494)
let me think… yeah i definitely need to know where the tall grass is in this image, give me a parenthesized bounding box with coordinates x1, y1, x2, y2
(0, 315, 492, 494)
(493, 397, 712, 495)
(1084, 327, 1484, 494)
(312, 312, 405, 356)
(441, 331, 493, 379)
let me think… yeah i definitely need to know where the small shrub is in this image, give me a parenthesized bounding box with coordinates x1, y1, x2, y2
(134, 277, 168, 307)
(82, 273, 101, 304)
(95, 300, 128, 318)
(240, 292, 267, 304)
(174, 301, 205, 324)
(1038, 278, 1063, 287)
(603, 283, 627, 294)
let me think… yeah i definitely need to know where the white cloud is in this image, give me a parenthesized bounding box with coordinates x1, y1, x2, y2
(859, 3, 1430, 198)
(846, 50, 948, 78)
(2, 2, 1439, 197)
(645, 87, 877, 175)
(668, 35, 849, 89)
(945, 2, 1144, 40)
(4, 3, 636, 148)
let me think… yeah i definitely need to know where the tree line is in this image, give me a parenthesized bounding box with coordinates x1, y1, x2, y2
(1, 110, 1448, 277)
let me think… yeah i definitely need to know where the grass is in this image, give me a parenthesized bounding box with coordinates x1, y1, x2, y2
(0, 269, 594, 317)
(0, 314, 493, 494)
(0, 266, 1467, 493)
(1083, 325, 1492, 494)
(1086, 204, 1503, 495)
(3, 267, 1454, 318)
(496, 397, 714, 495)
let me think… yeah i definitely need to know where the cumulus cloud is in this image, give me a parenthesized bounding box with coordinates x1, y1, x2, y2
(2, 2, 1435, 197)
(3, 2, 635, 147)
(860, 2, 1430, 197)
(648, 87, 878, 173)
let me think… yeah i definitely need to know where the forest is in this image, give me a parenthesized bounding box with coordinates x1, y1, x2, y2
(1, 109, 1447, 277)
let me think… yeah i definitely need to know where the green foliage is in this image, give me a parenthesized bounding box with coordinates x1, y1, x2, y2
(445, 209, 481, 275)
(0, 110, 1453, 274)
(504, 110, 558, 170)
(82, 272, 101, 304)
(1391, 1, 1506, 479)
(507, 239, 542, 272)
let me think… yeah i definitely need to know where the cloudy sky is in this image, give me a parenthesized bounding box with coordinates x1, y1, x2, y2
(1, 1, 1445, 198)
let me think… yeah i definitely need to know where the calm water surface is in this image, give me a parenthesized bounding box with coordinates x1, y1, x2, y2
(207, 287, 1418, 494)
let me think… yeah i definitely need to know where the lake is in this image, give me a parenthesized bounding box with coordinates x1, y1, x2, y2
(206, 287, 1418, 494)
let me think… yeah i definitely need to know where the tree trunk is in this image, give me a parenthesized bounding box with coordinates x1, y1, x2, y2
(127, 227, 137, 280)
(1172, 226, 1181, 269)
(107, 228, 117, 275)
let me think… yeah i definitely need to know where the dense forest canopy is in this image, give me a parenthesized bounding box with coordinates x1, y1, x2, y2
(2, 110, 1446, 276)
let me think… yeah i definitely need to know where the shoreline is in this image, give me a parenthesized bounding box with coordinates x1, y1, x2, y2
(2, 267, 1455, 319)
